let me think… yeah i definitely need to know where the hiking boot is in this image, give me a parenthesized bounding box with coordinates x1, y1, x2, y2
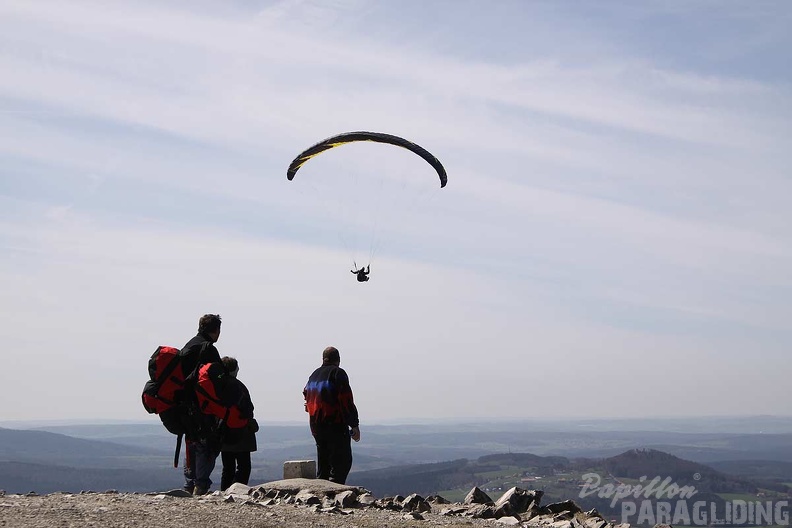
(193, 487, 208, 496)
(183, 485, 195, 495)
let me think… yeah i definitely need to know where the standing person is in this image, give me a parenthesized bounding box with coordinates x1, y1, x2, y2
(303, 346, 360, 484)
(219, 356, 259, 491)
(181, 313, 223, 496)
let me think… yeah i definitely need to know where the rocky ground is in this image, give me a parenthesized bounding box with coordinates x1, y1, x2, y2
(0, 479, 624, 528)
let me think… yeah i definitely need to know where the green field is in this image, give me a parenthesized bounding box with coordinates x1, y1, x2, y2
(717, 492, 761, 501)
(433, 488, 468, 502)
(478, 466, 524, 479)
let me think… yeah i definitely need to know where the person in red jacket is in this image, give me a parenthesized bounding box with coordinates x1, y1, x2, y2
(303, 346, 360, 484)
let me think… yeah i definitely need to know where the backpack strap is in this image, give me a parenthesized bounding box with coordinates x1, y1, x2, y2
(183, 341, 213, 386)
(173, 433, 182, 468)
(194, 379, 226, 408)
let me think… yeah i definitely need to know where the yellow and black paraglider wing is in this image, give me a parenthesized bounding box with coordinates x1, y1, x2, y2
(286, 131, 448, 188)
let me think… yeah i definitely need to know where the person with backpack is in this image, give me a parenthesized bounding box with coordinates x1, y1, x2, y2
(303, 346, 360, 484)
(218, 356, 259, 491)
(181, 313, 224, 496)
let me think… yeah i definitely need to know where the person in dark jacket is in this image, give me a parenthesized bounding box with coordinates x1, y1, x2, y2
(181, 313, 223, 496)
(219, 356, 259, 491)
(303, 346, 360, 484)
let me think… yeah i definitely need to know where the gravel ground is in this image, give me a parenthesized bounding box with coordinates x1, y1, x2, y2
(0, 491, 501, 528)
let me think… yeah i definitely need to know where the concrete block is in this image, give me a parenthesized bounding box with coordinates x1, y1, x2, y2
(283, 460, 316, 479)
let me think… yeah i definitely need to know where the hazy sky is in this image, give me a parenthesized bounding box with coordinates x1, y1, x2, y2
(2, 1, 790, 424)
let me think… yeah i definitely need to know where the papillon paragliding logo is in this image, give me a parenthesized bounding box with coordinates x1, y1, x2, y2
(580, 472, 790, 526)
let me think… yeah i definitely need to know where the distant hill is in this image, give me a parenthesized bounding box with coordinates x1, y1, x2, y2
(707, 459, 792, 493)
(642, 433, 792, 462)
(601, 448, 758, 494)
(708, 459, 792, 480)
(0, 461, 180, 494)
(0, 427, 170, 469)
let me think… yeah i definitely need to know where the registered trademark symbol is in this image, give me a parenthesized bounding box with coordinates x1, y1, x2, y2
(693, 473, 701, 480)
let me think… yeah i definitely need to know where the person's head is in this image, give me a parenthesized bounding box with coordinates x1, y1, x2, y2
(222, 356, 239, 378)
(199, 313, 222, 342)
(322, 346, 340, 366)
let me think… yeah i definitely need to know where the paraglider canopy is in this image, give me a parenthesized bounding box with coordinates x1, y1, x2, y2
(286, 131, 448, 188)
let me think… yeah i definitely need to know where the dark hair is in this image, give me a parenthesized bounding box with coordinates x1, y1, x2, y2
(322, 346, 340, 365)
(199, 314, 222, 334)
(222, 356, 238, 373)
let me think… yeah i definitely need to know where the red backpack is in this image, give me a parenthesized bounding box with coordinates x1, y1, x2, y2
(194, 362, 250, 429)
(141, 345, 200, 467)
(142, 346, 186, 416)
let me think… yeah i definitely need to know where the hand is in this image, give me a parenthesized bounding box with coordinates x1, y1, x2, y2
(350, 426, 361, 442)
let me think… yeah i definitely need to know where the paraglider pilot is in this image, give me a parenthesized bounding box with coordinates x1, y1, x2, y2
(351, 264, 370, 282)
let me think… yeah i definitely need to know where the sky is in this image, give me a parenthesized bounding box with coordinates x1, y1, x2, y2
(1, 0, 791, 424)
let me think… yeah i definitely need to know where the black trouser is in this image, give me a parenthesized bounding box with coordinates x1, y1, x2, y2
(312, 423, 352, 484)
(220, 451, 252, 491)
(184, 438, 220, 493)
